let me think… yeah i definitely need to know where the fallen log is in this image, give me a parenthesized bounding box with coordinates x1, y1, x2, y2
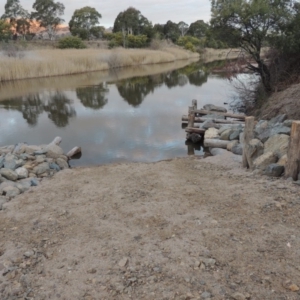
(182, 115, 245, 124)
(67, 146, 82, 159)
(204, 139, 230, 149)
(185, 127, 205, 134)
(49, 136, 62, 146)
(193, 109, 246, 120)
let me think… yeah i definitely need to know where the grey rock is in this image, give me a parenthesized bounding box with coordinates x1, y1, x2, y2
(264, 134, 289, 158)
(0, 197, 7, 210)
(56, 158, 69, 170)
(15, 159, 24, 168)
(24, 251, 34, 258)
(0, 181, 16, 194)
(59, 155, 68, 161)
(0, 168, 18, 181)
(0, 174, 7, 183)
(202, 258, 216, 267)
(34, 149, 48, 155)
(253, 152, 277, 170)
(263, 164, 284, 177)
(229, 129, 242, 141)
(254, 120, 269, 137)
(35, 156, 45, 164)
(3, 186, 20, 198)
(45, 144, 64, 155)
(269, 114, 287, 125)
(220, 129, 235, 140)
(210, 148, 228, 156)
(30, 178, 39, 186)
(201, 291, 212, 299)
(49, 162, 61, 172)
(227, 140, 239, 152)
(258, 125, 291, 143)
(33, 162, 50, 175)
(15, 167, 28, 179)
(283, 119, 293, 127)
(16, 181, 31, 193)
(244, 139, 264, 169)
(0, 155, 4, 168)
(231, 144, 243, 155)
(4, 154, 17, 170)
(12, 143, 27, 154)
(203, 104, 227, 113)
(201, 119, 216, 130)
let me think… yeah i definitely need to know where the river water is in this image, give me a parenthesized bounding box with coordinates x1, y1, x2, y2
(0, 59, 244, 166)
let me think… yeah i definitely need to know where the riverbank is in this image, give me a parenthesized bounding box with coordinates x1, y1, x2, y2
(0, 157, 299, 299)
(0, 47, 199, 82)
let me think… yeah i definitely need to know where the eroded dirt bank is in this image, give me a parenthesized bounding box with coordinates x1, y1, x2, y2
(0, 157, 300, 299)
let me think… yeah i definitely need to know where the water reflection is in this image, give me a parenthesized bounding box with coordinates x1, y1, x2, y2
(0, 59, 246, 166)
(0, 92, 76, 127)
(76, 83, 109, 110)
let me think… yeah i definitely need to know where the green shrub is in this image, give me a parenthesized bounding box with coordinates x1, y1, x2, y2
(184, 42, 196, 52)
(58, 36, 86, 49)
(127, 34, 148, 48)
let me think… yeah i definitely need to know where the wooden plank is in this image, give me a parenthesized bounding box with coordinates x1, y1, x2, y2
(204, 139, 230, 149)
(185, 127, 206, 134)
(242, 116, 255, 168)
(182, 115, 245, 125)
(193, 109, 246, 120)
(285, 121, 300, 180)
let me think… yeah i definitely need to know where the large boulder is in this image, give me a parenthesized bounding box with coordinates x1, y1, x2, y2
(203, 104, 227, 113)
(258, 125, 291, 143)
(253, 152, 277, 170)
(220, 128, 236, 140)
(44, 144, 64, 156)
(205, 128, 219, 140)
(3, 186, 20, 198)
(227, 140, 239, 152)
(264, 134, 289, 159)
(231, 144, 243, 155)
(269, 114, 287, 125)
(201, 119, 216, 130)
(254, 120, 269, 137)
(277, 154, 288, 166)
(4, 153, 18, 170)
(56, 158, 69, 170)
(0, 168, 18, 181)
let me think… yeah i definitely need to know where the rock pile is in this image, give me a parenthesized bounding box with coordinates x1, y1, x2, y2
(0, 137, 73, 202)
(204, 113, 292, 178)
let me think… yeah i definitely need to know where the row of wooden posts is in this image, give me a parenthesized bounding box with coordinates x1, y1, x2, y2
(182, 100, 300, 181)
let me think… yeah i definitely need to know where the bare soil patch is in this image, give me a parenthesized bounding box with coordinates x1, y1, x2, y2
(0, 157, 300, 299)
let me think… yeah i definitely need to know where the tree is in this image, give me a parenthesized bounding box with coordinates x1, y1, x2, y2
(210, 0, 292, 92)
(69, 6, 102, 40)
(1, 0, 30, 39)
(187, 20, 209, 38)
(163, 20, 180, 42)
(113, 7, 153, 46)
(0, 19, 12, 41)
(178, 21, 189, 36)
(31, 0, 65, 40)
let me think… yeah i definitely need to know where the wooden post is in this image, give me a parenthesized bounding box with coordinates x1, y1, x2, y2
(192, 99, 197, 111)
(285, 121, 300, 180)
(242, 116, 255, 168)
(188, 110, 195, 128)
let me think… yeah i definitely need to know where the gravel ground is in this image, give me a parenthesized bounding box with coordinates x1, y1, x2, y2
(0, 156, 300, 300)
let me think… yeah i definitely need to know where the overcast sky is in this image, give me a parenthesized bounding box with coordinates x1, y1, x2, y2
(0, 0, 211, 27)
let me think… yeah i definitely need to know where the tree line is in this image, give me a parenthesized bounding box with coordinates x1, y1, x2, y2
(0, 0, 230, 50)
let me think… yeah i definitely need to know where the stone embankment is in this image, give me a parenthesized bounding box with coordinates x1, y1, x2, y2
(0, 137, 80, 204)
(186, 103, 294, 180)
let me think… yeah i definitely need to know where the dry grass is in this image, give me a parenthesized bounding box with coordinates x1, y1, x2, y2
(0, 57, 199, 101)
(0, 47, 199, 82)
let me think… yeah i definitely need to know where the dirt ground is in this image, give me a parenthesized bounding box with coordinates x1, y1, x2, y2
(0, 156, 300, 300)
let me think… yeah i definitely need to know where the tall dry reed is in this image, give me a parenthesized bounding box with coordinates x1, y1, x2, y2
(0, 47, 199, 82)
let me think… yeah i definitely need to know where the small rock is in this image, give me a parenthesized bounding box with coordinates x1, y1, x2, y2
(231, 292, 246, 300)
(227, 140, 239, 152)
(35, 156, 45, 164)
(253, 152, 277, 170)
(24, 251, 34, 258)
(33, 162, 50, 175)
(220, 129, 235, 140)
(231, 144, 243, 155)
(15, 167, 28, 179)
(49, 162, 61, 171)
(201, 291, 211, 299)
(283, 119, 293, 127)
(263, 164, 284, 177)
(289, 284, 299, 292)
(202, 258, 216, 267)
(264, 134, 289, 159)
(87, 268, 97, 274)
(118, 257, 128, 267)
(277, 154, 288, 166)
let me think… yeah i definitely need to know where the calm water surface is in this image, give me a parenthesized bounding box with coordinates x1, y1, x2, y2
(0, 59, 244, 166)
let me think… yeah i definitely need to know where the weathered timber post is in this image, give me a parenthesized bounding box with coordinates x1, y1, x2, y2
(188, 109, 195, 128)
(187, 143, 195, 155)
(285, 121, 300, 180)
(192, 99, 197, 111)
(242, 116, 255, 168)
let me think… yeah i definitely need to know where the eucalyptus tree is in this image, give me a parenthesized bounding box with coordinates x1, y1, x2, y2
(210, 0, 293, 91)
(69, 6, 102, 40)
(31, 0, 65, 40)
(178, 21, 189, 36)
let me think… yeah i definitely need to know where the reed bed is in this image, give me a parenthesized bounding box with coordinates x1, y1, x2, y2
(0, 47, 199, 82)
